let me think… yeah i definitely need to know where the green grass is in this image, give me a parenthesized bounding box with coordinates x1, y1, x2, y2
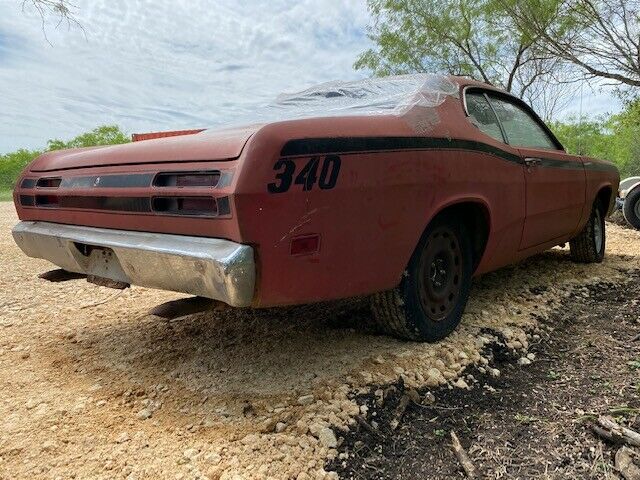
(0, 189, 13, 202)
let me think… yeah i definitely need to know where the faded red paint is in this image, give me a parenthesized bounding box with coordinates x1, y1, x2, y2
(13, 77, 620, 307)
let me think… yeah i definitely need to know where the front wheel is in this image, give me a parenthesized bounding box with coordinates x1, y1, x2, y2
(569, 198, 606, 263)
(371, 214, 473, 342)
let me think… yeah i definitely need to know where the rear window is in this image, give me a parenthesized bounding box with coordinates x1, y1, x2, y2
(465, 92, 504, 143)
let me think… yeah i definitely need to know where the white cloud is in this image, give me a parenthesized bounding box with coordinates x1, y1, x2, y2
(0, 0, 372, 152)
(0, 0, 624, 153)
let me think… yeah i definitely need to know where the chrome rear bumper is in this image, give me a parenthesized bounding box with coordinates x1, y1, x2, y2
(12, 221, 255, 307)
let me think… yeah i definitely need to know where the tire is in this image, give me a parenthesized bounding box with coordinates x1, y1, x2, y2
(371, 214, 473, 342)
(569, 198, 606, 263)
(623, 186, 640, 230)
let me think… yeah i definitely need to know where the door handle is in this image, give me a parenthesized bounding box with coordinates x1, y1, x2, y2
(524, 157, 542, 168)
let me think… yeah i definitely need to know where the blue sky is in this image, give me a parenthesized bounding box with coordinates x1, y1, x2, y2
(0, 0, 621, 153)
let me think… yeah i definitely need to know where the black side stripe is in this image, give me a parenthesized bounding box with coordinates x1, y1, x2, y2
(281, 136, 522, 165)
(537, 158, 584, 170)
(583, 161, 619, 173)
(538, 158, 618, 172)
(280, 137, 619, 174)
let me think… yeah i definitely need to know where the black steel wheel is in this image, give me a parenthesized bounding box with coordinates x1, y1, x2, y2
(371, 214, 473, 342)
(570, 198, 606, 263)
(417, 226, 464, 322)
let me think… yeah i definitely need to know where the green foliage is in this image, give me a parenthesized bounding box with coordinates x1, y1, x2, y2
(547, 369, 561, 380)
(551, 99, 640, 177)
(606, 100, 640, 176)
(0, 190, 13, 201)
(0, 125, 129, 197)
(0, 149, 42, 193)
(356, 0, 564, 95)
(47, 125, 130, 151)
(549, 118, 610, 157)
(358, 0, 508, 82)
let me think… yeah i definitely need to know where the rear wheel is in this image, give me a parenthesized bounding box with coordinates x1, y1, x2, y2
(371, 214, 473, 342)
(569, 198, 606, 263)
(623, 186, 640, 230)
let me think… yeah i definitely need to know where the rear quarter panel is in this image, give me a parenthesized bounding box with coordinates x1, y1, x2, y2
(235, 102, 527, 307)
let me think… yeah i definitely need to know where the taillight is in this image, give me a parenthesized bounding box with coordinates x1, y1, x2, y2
(176, 174, 218, 187)
(19, 195, 35, 206)
(153, 172, 220, 188)
(35, 195, 59, 207)
(36, 177, 62, 188)
(20, 178, 36, 189)
(152, 196, 218, 216)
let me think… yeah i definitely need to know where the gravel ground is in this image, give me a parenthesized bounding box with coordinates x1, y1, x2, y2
(0, 201, 639, 480)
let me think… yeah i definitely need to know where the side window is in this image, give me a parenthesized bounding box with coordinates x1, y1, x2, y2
(465, 92, 505, 142)
(488, 95, 557, 150)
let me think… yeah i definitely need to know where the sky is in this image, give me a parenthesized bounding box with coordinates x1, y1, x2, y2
(0, 0, 622, 154)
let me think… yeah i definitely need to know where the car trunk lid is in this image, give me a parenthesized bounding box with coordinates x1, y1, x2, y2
(29, 126, 257, 172)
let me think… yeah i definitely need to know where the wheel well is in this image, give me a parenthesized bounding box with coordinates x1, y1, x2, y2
(431, 202, 490, 272)
(596, 186, 613, 215)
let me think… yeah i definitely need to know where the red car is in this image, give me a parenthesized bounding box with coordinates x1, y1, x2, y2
(12, 75, 619, 341)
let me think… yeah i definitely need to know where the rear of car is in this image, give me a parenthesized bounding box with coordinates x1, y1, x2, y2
(12, 127, 257, 307)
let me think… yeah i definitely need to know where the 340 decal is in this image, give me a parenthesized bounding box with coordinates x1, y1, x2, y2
(268, 155, 341, 193)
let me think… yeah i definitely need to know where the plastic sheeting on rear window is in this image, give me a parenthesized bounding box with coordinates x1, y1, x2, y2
(204, 74, 459, 134)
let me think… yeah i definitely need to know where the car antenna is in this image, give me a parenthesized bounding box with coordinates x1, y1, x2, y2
(578, 79, 584, 155)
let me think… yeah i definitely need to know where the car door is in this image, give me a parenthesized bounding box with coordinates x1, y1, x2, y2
(486, 93, 586, 250)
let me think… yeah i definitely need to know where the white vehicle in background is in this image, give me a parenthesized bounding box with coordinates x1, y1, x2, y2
(619, 176, 640, 230)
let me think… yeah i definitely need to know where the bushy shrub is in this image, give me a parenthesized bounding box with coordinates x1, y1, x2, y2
(0, 125, 129, 195)
(551, 99, 640, 178)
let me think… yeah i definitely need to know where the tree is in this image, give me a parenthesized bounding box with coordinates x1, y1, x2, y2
(550, 99, 640, 176)
(0, 125, 130, 194)
(514, 60, 577, 121)
(550, 116, 611, 156)
(500, 0, 640, 88)
(47, 125, 130, 151)
(0, 149, 42, 193)
(22, 0, 82, 39)
(356, 0, 574, 118)
(605, 99, 640, 175)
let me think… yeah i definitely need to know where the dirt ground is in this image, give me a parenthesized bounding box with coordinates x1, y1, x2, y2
(0, 201, 639, 480)
(330, 276, 640, 479)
